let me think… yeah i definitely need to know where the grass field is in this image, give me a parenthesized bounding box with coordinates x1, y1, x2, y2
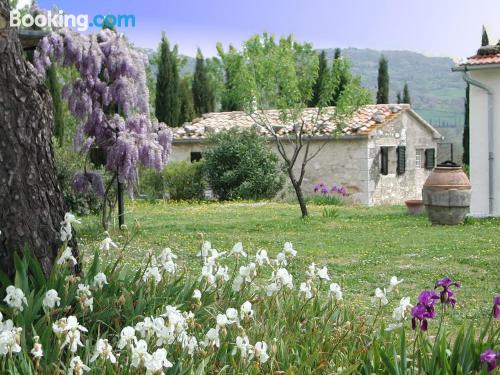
(78, 201, 499, 327)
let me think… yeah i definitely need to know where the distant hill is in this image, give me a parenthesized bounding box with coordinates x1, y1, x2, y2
(147, 47, 466, 160)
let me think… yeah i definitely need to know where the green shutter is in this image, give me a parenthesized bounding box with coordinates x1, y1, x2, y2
(425, 148, 435, 169)
(397, 146, 406, 175)
(380, 147, 389, 175)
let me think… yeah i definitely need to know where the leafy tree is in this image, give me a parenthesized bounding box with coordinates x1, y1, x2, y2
(155, 33, 181, 126)
(206, 57, 225, 112)
(192, 49, 215, 116)
(179, 76, 195, 124)
(396, 92, 402, 104)
(204, 129, 284, 200)
(402, 83, 411, 105)
(219, 33, 370, 217)
(376, 55, 389, 104)
(482, 25, 489, 46)
(309, 50, 329, 107)
(463, 84, 470, 165)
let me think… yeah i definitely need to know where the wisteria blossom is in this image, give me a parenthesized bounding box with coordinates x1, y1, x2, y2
(34, 29, 173, 190)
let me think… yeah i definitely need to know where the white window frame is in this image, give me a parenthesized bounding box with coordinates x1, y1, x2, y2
(416, 149, 424, 168)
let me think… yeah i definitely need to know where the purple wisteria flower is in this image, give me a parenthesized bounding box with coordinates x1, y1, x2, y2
(493, 295, 500, 319)
(480, 349, 500, 373)
(411, 290, 439, 331)
(434, 276, 460, 307)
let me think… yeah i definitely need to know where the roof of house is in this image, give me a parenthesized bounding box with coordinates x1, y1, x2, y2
(172, 104, 440, 142)
(457, 44, 500, 67)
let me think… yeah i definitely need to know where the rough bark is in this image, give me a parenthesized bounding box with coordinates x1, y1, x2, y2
(0, 0, 76, 277)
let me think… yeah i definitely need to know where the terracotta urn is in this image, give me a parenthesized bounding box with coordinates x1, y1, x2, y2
(405, 199, 424, 215)
(422, 161, 471, 225)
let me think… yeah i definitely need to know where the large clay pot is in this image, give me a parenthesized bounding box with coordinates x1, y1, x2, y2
(422, 162, 471, 225)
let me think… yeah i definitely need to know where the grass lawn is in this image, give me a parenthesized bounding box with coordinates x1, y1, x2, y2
(78, 200, 499, 328)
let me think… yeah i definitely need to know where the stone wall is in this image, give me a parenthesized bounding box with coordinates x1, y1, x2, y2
(170, 138, 371, 204)
(368, 111, 438, 205)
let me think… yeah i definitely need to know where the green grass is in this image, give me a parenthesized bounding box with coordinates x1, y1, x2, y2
(78, 201, 500, 328)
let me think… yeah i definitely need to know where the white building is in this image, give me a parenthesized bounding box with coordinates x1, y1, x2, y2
(454, 46, 500, 217)
(170, 104, 442, 205)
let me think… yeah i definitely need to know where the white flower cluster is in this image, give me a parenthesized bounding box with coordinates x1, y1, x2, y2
(144, 248, 179, 285)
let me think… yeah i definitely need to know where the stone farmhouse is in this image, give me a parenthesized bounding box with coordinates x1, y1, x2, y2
(170, 104, 442, 205)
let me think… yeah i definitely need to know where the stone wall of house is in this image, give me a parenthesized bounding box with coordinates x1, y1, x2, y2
(368, 112, 439, 205)
(170, 138, 371, 204)
(170, 111, 439, 206)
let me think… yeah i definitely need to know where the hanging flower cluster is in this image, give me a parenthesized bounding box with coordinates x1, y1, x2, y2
(33, 29, 172, 188)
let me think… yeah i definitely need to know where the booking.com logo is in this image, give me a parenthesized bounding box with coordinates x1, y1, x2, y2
(10, 10, 136, 32)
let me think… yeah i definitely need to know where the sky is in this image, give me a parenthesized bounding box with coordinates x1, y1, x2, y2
(35, 0, 500, 59)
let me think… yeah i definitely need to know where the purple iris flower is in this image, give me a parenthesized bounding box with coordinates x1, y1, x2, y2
(313, 183, 325, 193)
(493, 295, 500, 319)
(480, 349, 500, 373)
(320, 185, 329, 194)
(411, 290, 439, 331)
(434, 276, 460, 307)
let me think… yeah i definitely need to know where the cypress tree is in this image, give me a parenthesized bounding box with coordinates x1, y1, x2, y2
(192, 49, 215, 116)
(376, 55, 389, 104)
(309, 50, 328, 107)
(330, 49, 351, 106)
(47, 65, 65, 147)
(396, 92, 402, 104)
(402, 83, 411, 105)
(463, 84, 470, 165)
(179, 77, 195, 124)
(334, 48, 341, 60)
(155, 33, 181, 126)
(482, 25, 489, 46)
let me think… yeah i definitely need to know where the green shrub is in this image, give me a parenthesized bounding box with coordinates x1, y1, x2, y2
(203, 129, 284, 200)
(163, 161, 205, 200)
(138, 168, 165, 199)
(54, 146, 102, 215)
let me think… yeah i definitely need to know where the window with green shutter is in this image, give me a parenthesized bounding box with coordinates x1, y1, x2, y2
(380, 147, 389, 175)
(425, 148, 435, 169)
(397, 146, 406, 175)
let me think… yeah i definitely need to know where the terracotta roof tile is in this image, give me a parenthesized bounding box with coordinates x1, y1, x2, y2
(462, 54, 500, 66)
(172, 104, 410, 140)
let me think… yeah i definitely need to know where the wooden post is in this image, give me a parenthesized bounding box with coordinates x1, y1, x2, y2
(117, 181, 125, 227)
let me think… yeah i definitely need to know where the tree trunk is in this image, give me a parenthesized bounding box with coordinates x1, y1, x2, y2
(0, 1, 77, 277)
(288, 170, 308, 218)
